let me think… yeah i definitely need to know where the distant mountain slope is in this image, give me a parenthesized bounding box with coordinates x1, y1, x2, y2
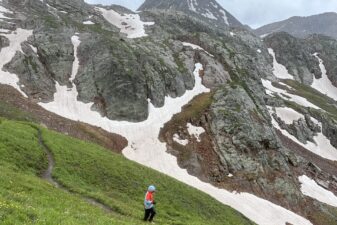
(255, 12, 337, 39)
(138, 0, 243, 28)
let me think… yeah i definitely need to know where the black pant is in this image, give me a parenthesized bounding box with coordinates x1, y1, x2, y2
(144, 207, 156, 222)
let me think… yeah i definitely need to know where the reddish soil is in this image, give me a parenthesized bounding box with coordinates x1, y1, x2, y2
(0, 85, 127, 152)
(276, 130, 337, 176)
(159, 92, 337, 224)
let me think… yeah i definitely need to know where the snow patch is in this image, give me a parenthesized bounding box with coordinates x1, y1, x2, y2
(268, 48, 294, 79)
(187, 0, 197, 12)
(311, 53, 337, 101)
(0, 5, 12, 20)
(46, 4, 60, 19)
(299, 175, 337, 207)
(268, 107, 337, 161)
(0, 28, 10, 33)
(46, 4, 57, 11)
(29, 44, 37, 53)
(202, 9, 217, 20)
(0, 6, 11, 14)
(220, 9, 229, 25)
(96, 7, 154, 39)
(260, 33, 271, 38)
(83, 20, 95, 25)
(182, 42, 214, 57)
(211, 2, 218, 8)
(257, 49, 262, 54)
(230, 32, 235, 36)
(173, 134, 189, 146)
(0, 28, 32, 97)
(187, 123, 205, 142)
(274, 107, 305, 124)
(262, 79, 320, 109)
(70, 36, 80, 81)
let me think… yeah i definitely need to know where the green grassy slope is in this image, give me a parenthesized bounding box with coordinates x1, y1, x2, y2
(0, 118, 254, 225)
(277, 79, 337, 119)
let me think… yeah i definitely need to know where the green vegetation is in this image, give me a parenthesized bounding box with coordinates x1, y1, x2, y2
(229, 71, 266, 120)
(24, 56, 38, 73)
(0, 118, 254, 225)
(279, 79, 337, 120)
(309, 207, 337, 225)
(42, 15, 61, 29)
(173, 52, 189, 74)
(0, 100, 36, 122)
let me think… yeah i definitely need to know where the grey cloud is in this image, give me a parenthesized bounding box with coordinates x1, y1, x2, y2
(85, 0, 337, 28)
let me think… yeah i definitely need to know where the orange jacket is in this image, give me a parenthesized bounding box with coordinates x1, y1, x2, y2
(144, 191, 155, 209)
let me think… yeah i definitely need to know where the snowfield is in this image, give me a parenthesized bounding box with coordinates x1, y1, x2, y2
(311, 53, 337, 101)
(274, 107, 305, 124)
(187, 0, 198, 12)
(187, 123, 205, 142)
(182, 42, 214, 57)
(0, 28, 32, 97)
(0, 28, 10, 33)
(0, 5, 12, 20)
(96, 7, 154, 39)
(299, 175, 337, 207)
(202, 9, 217, 20)
(83, 20, 95, 25)
(37, 35, 313, 224)
(220, 9, 229, 25)
(268, 107, 337, 161)
(268, 48, 294, 80)
(173, 134, 189, 146)
(262, 79, 320, 109)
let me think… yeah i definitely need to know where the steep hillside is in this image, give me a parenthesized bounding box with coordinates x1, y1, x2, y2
(0, 83, 127, 152)
(0, 118, 254, 225)
(255, 12, 337, 39)
(1, 0, 337, 224)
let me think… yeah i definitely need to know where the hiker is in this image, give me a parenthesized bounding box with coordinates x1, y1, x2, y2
(144, 185, 156, 223)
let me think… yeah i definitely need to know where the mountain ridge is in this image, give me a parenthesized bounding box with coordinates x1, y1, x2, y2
(255, 12, 337, 39)
(138, 0, 243, 28)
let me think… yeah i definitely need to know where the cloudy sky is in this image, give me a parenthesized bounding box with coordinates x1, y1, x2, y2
(85, 0, 337, 28)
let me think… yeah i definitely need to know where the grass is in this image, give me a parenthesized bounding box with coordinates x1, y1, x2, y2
(0, 100, 36, 122)
(0, 118, 254, 225)
(163, 92, 214, 127)
(279, 79, 337, 120)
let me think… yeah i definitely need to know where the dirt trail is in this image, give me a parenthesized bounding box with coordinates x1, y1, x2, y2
(37, 129, 114, 213)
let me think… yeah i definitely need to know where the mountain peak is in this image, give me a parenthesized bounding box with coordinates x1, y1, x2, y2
(138, 0, 243, 27)
(255, 12, 337, 39)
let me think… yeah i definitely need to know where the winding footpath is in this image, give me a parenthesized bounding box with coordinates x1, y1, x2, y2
(37, 129, 114, 213)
